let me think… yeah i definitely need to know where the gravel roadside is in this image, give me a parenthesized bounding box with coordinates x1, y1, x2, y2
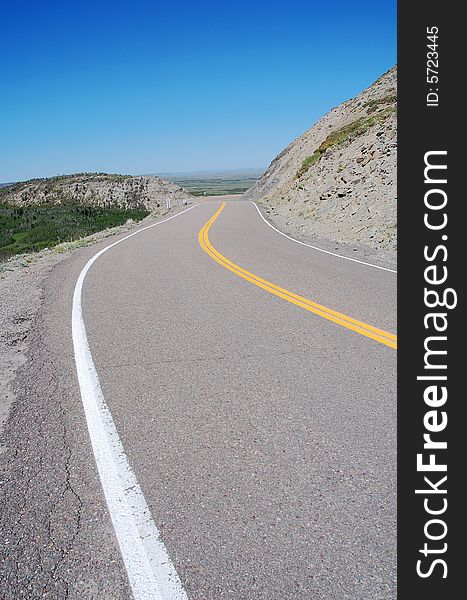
(0, 208, 181, 441)
(0, 207, 192, 597)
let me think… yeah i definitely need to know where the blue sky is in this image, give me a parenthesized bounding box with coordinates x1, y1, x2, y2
(0, 0, 396, 182)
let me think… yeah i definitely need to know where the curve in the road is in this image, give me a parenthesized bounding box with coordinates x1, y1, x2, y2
(72, 208, 197, 600)
(251, 200, 397, 274)
(200, 202, 397, 349)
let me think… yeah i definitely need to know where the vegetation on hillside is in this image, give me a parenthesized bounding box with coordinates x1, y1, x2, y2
(0, 203, 148, 261)
(363, 94, 397, 114)
(296, 106, 396, 179)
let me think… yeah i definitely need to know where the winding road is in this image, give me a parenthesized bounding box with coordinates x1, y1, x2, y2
(1, 199, 397, 599)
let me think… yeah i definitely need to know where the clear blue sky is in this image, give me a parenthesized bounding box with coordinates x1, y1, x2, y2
(0, 0, 396, 182)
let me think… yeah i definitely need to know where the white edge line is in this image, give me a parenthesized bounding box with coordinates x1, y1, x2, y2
(72, 206, 197, 600)
(250, 201, 397, 274)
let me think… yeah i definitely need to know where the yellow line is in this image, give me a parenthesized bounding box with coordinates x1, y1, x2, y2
(199, 202, 397, 349)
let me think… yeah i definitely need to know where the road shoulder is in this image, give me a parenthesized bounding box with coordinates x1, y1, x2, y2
(0, 211, 188, 598)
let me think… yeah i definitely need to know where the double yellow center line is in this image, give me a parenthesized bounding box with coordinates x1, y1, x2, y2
(199, 203, 397, 349)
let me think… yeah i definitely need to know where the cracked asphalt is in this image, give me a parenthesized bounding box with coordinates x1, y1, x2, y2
(1, 200, 396, 598)
(0, 258, 131, 598)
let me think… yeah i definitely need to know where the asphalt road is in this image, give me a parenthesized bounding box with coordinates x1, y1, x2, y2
(0, 200, 396, 599)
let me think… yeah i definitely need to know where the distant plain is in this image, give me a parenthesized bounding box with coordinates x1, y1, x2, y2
(158, 169, 263, 196)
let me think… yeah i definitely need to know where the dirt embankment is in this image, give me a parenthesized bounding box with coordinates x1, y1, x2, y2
(244, 67, 397, 266)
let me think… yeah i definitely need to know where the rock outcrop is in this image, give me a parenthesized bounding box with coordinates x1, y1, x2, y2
(0, 173, 192, 210)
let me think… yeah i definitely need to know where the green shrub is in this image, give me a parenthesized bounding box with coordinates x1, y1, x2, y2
(296, 106, 396, 179)
(363, 94, 397, 114)
(296, 153, 322, 178)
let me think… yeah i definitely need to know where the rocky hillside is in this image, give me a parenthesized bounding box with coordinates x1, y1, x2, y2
(244, 67, 397, 263)
(0, 173, 192, 210)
